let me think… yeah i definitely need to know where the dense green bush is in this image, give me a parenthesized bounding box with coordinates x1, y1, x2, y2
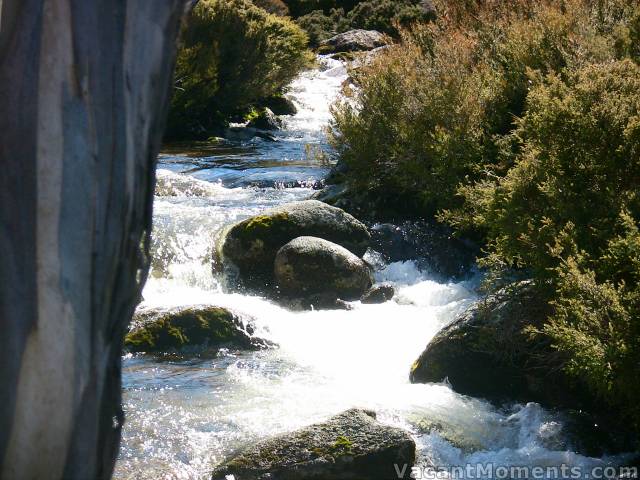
(291, 0, 435, 43)
(295, 9, 344, 47)
(505, 61, 640, 429)
(166, 0, 312, 140)
(252, 0, 290, 16)
(331, 0, 635, 216)
(330, 25, 488, 216)
(345, 0, 435, 36)
(284, 0, 358, 17)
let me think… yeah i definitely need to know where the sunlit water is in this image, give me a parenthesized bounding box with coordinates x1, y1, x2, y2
(115, 57, 630, 480)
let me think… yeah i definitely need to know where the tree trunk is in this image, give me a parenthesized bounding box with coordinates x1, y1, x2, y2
(0, 1, 188, 478)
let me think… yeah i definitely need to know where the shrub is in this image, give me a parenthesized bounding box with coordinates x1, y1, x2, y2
(458, 60, 640, 280)
(284, 0, 342, 17)
(252, 0, 290, 16)
(166, 0, 312, 140)
(345, 0, 435, 36)
(330, 24, 488, 216)
(295, 9, 342, 47)
(459, 60, 640, 428)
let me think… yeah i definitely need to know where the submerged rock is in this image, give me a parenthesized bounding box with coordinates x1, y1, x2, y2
(125, 305, 269, 353)
(274, 236, 373, 301)
(319, 29, 389, 54)
(216, 200, 370, 286)
(247, 107, 282, 131)
(211, 408, 416, 480)
(360, 283, 395, 304)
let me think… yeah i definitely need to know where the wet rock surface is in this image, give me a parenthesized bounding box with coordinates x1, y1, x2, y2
(274, 236, 373, 301)
(360, 283, 395, 304)
(125, 305, 270, 353)
(211, 408, 416, 480)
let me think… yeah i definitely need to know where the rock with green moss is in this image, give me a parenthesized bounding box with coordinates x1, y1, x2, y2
(217, 200, 371, 287)
(125, 305, 270, 354)
(274, 236, 373, 302)
(211, 408, 416, 480)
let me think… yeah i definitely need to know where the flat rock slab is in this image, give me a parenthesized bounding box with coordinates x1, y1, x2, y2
(212, 409, 416, 480)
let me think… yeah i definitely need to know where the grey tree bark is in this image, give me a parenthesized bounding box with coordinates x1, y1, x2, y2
(0, 1, 188, 478)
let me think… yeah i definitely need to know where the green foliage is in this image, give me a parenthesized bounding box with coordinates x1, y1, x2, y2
(166, 0, 312, 140)
(295, 9, 344, 47)
(346, 0, 435, 36)
(291, 0, 434, 44)
(459, 60, 640, 428)
(284, 0, 361, 17)
(252, 0, 290, 16)
(330, 24, 487, 216)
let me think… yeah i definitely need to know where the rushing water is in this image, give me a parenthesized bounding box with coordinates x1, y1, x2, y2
(115, 57, 630, 480)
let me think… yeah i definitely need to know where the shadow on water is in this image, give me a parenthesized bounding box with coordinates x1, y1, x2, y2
(159, 137, 330, 189)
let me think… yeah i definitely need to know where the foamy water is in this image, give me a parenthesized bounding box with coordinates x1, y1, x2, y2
(115, 57, 631, 480)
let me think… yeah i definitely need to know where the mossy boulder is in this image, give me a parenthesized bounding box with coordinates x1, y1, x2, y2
(125, 305, 270, 354)
(274, 236, 373, 301)
(217, 200, 371, 287)
(211, 408, 416, 480)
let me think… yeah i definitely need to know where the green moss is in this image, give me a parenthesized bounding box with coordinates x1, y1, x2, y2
(124, 307, 243, 353)
(244, 212, 289, 233)
(331, 435, 354, 455)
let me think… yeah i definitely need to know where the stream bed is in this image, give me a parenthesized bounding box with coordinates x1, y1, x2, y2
(114, 57, 629, 480)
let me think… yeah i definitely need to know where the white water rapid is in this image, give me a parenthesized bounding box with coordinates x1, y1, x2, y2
(115, 57, 631, 480)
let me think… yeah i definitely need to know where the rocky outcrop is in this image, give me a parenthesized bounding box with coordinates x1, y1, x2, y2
(409, 282, 591, 408)
(247, 107, 282, 131)
(212, 408, 416, 480)
(360, 283, 395, 304)
(274, 236, 373, 301)
(125, 305, 270, 353)
(216, 200, 370, 286)
(319, 29, 388, 54)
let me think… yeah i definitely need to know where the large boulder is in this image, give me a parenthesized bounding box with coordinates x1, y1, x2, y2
(125, 305, 270, 353)
(212, 409, 416, 480)
(409, 282, 592, 409)
(319, 29, 388, 54)
(217, 200, 370, 285)
(274, 236, 373, 301)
